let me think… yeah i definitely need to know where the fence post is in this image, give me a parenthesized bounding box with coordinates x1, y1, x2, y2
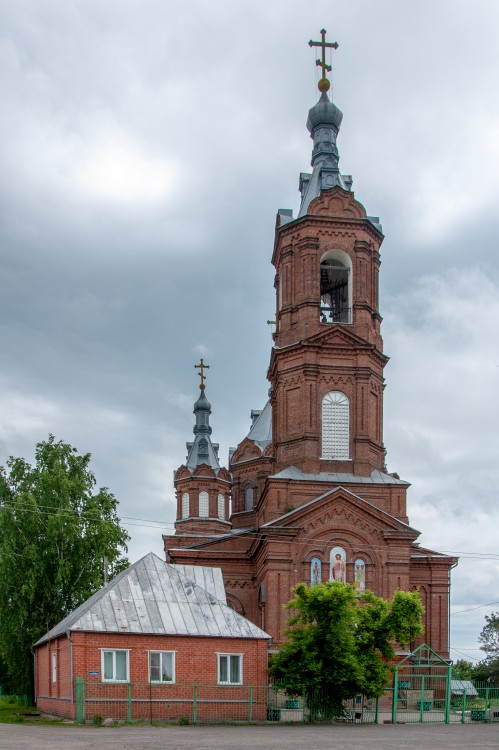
(75, 677, 86, 723)
(249, 686, 253, 722)
(193, 684, 197, 724)
(127, 683, 132, 723)
(444, 664, 451, 724)
(375, 695, 379, 724)
(419, 675, 425, 723)
(391, 671, 399, 724)
(462, 689, 466, 723)
(486, 683, 490, 710)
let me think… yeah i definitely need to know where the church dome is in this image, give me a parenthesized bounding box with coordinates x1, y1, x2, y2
(307, 91, 343, 133)
(194, 390, 211, 412)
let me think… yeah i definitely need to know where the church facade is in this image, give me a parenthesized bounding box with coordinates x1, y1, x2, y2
(163, 34, 456, 657)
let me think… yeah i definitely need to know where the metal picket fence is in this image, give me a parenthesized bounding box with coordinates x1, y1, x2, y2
(74, 679, 379, 724)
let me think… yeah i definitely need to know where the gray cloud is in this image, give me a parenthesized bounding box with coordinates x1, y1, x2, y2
(1, 0, 498, 660)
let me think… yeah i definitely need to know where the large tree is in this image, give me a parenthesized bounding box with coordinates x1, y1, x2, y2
(474, 612, 499, 684)
(0, 436, 129, 698)
(269, 580, 423, 717)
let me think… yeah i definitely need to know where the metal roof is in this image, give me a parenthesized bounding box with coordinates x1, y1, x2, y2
(34, 553, 270, 646)
(268, 465, 409, 486)
(450, 680, 478, 696)
(245, 400, 272, 451)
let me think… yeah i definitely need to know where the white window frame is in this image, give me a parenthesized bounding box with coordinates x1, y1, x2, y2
(217, 493, 225, 520)
(217, 653, 243, 685)
(321, 391, 350, 460)
(51, 650, 57, 683)
(101, 649, 130, 683)
(181, 492, 189, 519)
(199, 491, 209, 517)
(148, 650, 175, 684)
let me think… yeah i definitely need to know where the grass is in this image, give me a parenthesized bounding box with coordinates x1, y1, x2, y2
(0, 696, 64, 725)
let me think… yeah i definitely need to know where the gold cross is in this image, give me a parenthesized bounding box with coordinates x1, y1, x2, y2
(194, 358, 210, 390)
(309, 28, 339, 93)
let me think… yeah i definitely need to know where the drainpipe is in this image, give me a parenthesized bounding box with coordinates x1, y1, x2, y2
(66, 630, 74, 704)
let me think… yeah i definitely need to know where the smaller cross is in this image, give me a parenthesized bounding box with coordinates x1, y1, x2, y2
(194, 358, 210, 390)
(308, 28, 339, 93)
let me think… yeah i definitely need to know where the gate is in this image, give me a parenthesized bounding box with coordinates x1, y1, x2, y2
(392, 644, 451, 723)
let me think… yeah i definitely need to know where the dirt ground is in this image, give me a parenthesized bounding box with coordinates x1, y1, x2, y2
(0, 722, 498, 750)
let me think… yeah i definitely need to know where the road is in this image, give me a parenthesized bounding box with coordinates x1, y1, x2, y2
(0, 723, 498, 750)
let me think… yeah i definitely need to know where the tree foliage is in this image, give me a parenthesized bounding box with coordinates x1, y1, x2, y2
(268, 581, 424, 716)
(0, 436, 129, 697)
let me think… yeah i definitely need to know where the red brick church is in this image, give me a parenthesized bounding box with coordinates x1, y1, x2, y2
(164, 32, 456, 657)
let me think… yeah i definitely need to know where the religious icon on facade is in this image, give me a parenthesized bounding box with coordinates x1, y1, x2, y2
(310, 557, 321, 584)
(329, 546, 346, 583)
(354, 558, 366, 591)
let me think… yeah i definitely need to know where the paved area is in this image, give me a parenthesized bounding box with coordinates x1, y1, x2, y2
(0, 723, 498, 750)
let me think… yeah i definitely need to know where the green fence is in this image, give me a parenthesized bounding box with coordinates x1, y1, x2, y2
(74, 679, 378, 725)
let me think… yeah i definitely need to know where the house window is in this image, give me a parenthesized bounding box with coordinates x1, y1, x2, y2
(321, 391, 350, 459)
(244, 485, 254, 511)
(102, 650, 129, 682)
(218, 654, 242, 685)
(149, 651, 175, 683)
(218, 493, 225, 519)
(51, 651, 57, 683)
(181, 492, 189, 519)
(199, 491, 209, 517)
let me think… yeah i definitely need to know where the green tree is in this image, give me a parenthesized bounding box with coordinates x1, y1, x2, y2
(452, 659, 476, 681)
(268, 581, 424, 718)
(0, 436, 129, 698)
(474, 612, 499, 684)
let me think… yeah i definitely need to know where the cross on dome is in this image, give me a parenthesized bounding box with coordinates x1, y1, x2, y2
(308, 28, 339, 93)
(194, 358, 209, 391)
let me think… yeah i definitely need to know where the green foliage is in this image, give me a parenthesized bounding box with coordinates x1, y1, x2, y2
(0, 436, 129, 698)
(92, 714, 103, 726)
(268, 581, 423, 717)
(479, 612, 499, 659)
(452, 659, 476, 681)
(178, 715, 189, 725)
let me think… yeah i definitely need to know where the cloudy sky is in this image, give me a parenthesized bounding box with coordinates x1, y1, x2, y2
(2, 0, 499, 662)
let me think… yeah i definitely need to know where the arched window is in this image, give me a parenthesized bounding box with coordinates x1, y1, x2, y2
(354, 558, 366, 592)
(319, 250, 352, 324)
(322, 391, 350, 459)
(245, 485, 254, 511)
(199, 491, 209, 517)
(218, 493, 225, 520)
(181, 492, 189, 519)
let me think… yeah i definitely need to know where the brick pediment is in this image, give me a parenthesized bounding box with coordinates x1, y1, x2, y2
(175, 465, 191, 480)
(264, 486, 419, 539)
(192, 463, 216, 478)
(308, 187, 366, 220)
(231, 437, 263, 464)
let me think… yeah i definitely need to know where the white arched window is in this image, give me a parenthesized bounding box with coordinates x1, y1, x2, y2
(322, 391, 350, 459)
(199, 491, 209, 517)
(181, 492, 189, 519)
(218, 493, 225, 520)
(245, 485, 254, 511)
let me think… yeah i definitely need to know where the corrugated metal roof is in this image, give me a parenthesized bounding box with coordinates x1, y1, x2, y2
(451, 680, 478, 696)
(34, 553, 270, 646)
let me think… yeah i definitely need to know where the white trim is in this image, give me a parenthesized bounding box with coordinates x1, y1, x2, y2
(101, 649, 130, 683)
(51, 650, 57, 683)
(217, 653, 243, 685)
(148, 650, 176, 684)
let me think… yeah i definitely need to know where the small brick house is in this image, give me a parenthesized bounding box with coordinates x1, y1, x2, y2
(34, 553, 271, 721)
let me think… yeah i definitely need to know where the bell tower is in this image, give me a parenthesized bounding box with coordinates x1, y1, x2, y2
(269, 29, 387, 477)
